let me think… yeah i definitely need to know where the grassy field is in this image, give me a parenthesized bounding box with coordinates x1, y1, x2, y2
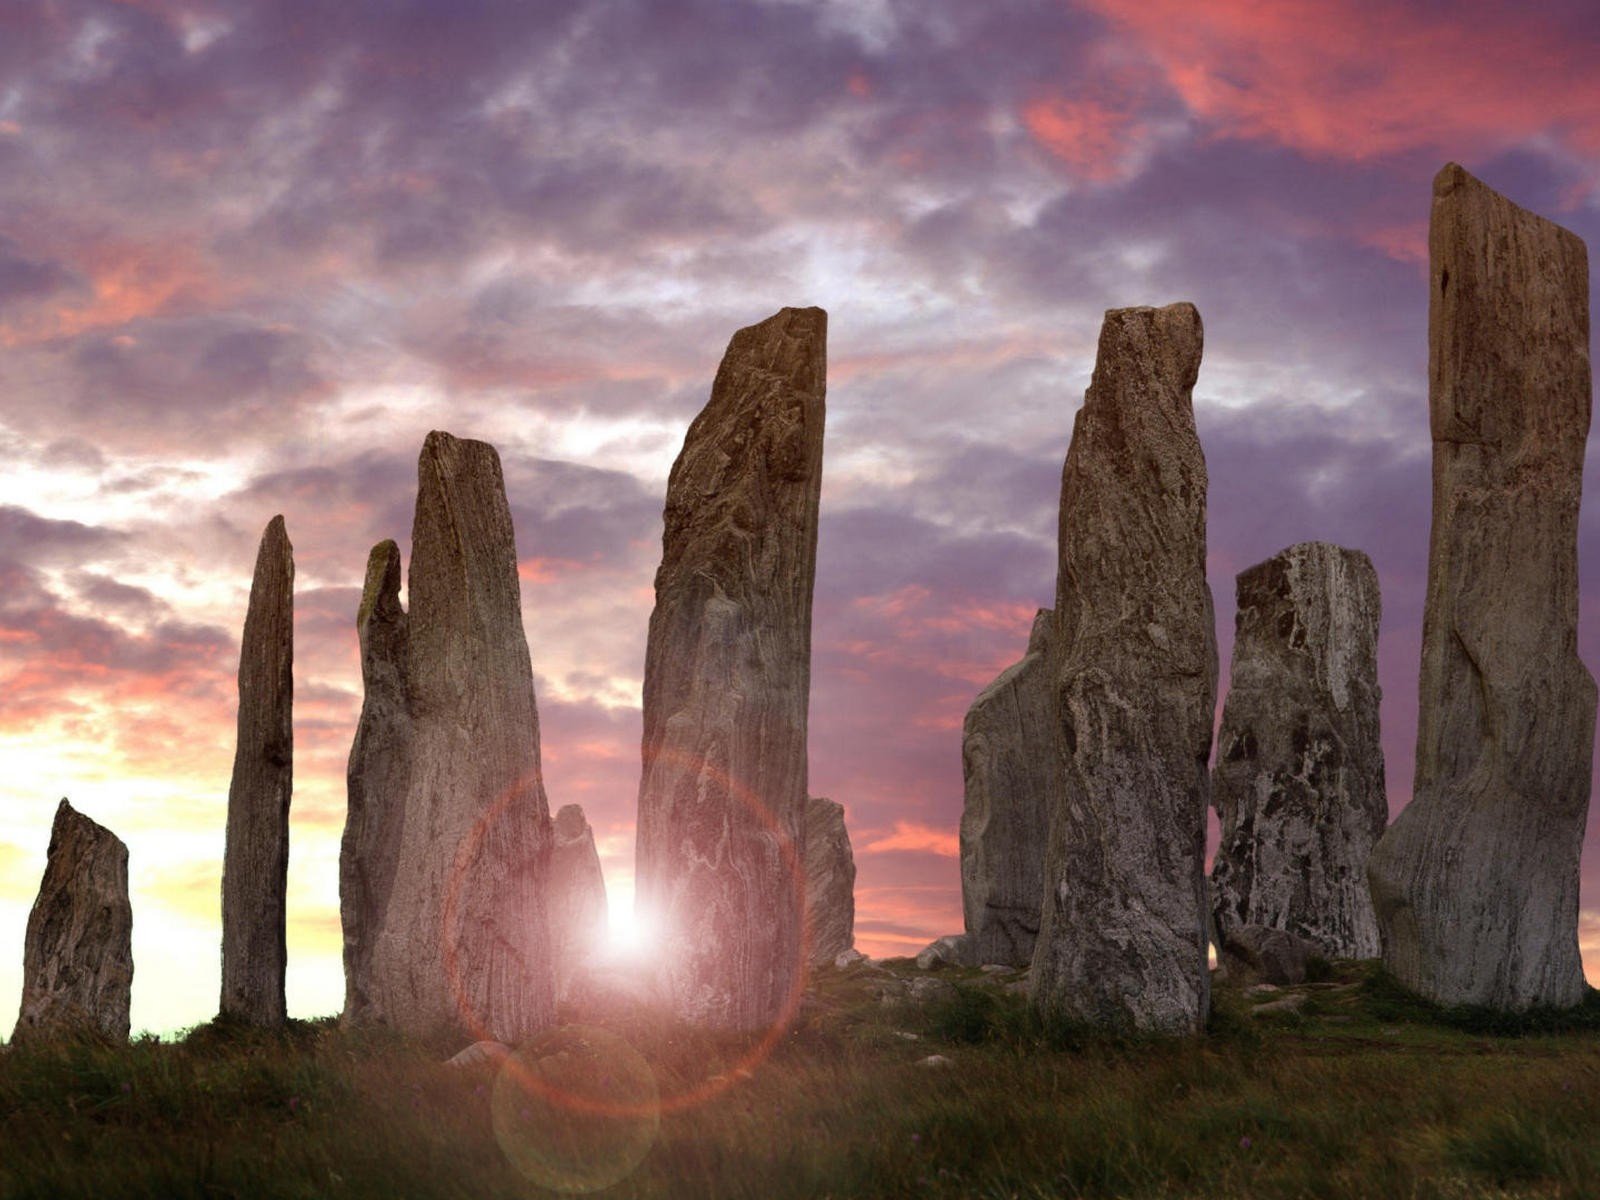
(4, 959, 1600, 1199)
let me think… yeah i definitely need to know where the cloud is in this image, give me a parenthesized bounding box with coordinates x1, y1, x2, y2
(860, 820, 960, 858)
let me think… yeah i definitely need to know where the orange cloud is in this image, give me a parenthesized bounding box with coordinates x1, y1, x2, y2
(861, 819, 960, 858)
(1022, 96, 1146, 182)
(1077, 0, 1600, 163)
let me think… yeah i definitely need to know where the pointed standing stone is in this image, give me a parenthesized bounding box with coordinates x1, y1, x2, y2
(1210, 542, 1386, 962)
(364, 432, 557, 1042)
(960, 609, 1060, 967)
(220, 515, 293, 1027)
(634, 306, 826, 1029)
(340, 540, 411, 1024)
(1029, 302, 1218, 1034)
(547, 804, 607, 998)
(803, 796, 855, 966)
(12, 800, 133, 1044)
(1367, 165, 1596, 1010)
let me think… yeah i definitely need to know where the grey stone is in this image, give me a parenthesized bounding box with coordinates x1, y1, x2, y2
(834, 948, 868, 969)
(959, 609, 1060, 968)
(803, 797, 856, 966)
(916, 934, 973, 970)
(12, 800, 132, 1045)
(445, 1040, 510, 1069)
(906, 976, 958, 1004)
(547, 804, 608, 998)
(341, 540, 410, 1025)
(1030, 303, 1218, 1035)
(364, 431, 557, 1043)
(917, 1054, 955, 1069)
(1210, 542, 1386, 961)
(1249, 995, 1307, 1019)
(1220, 924, 1320, 987)
(634, 307, 827, 1029)
(1367, 164, 1596, 1010)
(220, 515, 293, 1027)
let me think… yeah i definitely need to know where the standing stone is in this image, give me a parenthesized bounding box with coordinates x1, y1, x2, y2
(1367, 164, 1596, 1010)
(959, 609, 1060, 967)
(12, 800, 133, 1044)
(220, 515, 293, 1027)
(634, 306, 826, 1029)
(1029, 303, 1218, 1034)
(547, 804, 608, 997)
(803, 796, 856, 966)
(364, 431, 557, 1042)
(1210, 542, 1386, 962)
(340, 540, 411, 1025)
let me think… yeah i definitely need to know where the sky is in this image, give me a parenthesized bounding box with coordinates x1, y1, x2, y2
(1, 0, 1599, 1038)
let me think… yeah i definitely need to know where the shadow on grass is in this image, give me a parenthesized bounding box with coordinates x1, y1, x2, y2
(1360, 970, 1600, 1036)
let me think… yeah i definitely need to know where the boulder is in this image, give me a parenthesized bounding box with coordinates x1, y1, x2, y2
(1219, 924, 1320, 987)
(803, 797, 856, 966)
(916, 934, 973, 971)
(547, 804, 608, 998)
(445, 1040, 510, 1069)
(1029, 303, 1218, 1035)
(633, 307, 827, 1029)
(12, 800, 132, 1044)
(220, 515, 293, 1027)
(1210, 542, 1386, 960)
(340, 540, 410, 1025)
(364, 432, 557, 1043)
(1367, 164, 1596, 1010)
(959, 609, 1060, 967)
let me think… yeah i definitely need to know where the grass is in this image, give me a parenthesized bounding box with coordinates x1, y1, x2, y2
(3, 960, 1600, 1199)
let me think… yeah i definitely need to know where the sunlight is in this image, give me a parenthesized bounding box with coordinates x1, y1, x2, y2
(596, 883, 661, 963)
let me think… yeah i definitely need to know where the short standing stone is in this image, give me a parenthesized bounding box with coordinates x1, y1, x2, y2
(1367, 164, 1596, 1010)
(340, 540, 411, 1025)
(634, 307, 827, 1029)
(960, 609, 1059, 968)
(12, 800, 133, 1044)
(1029, 302, 1218, 1035)
(1210, 542, 1386, 961)
(365, 432, 557, 1042)
(547, 804, 608, 997)
(803, 797, 855, 965)
(220, 515, 293, 1027)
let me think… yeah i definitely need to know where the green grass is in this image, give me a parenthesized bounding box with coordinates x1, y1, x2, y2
(4, 960, 1600, 1199)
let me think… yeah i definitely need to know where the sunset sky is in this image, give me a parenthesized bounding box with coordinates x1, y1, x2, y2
(3, 0, 1600, 1037)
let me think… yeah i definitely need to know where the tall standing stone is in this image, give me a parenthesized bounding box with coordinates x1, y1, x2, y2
(1029, 302, 1217, 1034)
(364, 431, 557, 1042)
(960, 609, 1060, 967)
(1210, 542, 1386, 961)
(1367, 164, 1596, 1010)
(547, 804, 608, 997)
(220, 514, 293, 1027)
(803, 796, 855, 966)
(340, 540, 411, 1024)
(12, 800, 133, 1044)
(634, 306, 826, 1029)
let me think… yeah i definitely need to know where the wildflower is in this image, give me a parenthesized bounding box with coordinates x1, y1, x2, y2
(1238, 1136, 1251, 1150)
(289, 1097, 300, 1114)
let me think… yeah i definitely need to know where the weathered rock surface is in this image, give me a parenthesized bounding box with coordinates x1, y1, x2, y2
(1367, 164, 1596, 1010)
(341, 540, 411, 1025)
(634, 306, 827, 1029)
(364, 432, 557, 1042)
(220, 515, 293, 1027)
(547, 804, 608, 997)
(916, 934, 974, 971)
(803, 796, 855, 966)
(960, 608, 1059, 968)
(1219, 924, 1321, 987)
(12, 800, 133, 1045)
(1210, 542, 1386, 961)
(1029, 302, 1218, 1035)
(444, 1040, 511, 1070)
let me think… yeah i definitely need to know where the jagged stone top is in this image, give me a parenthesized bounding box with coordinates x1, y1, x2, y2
(553, 803, 592, 845)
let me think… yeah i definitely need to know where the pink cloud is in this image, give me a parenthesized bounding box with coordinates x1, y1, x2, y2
(861, 819, 960, 858)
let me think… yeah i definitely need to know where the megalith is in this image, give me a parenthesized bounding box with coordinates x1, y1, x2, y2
(1367, 164, 1596, 1010)
(340, 539, 410, 1024)
(959, 609, 1059, 967)
(1210, 542, 1386, 961)
(634, 306, 827, 1028)
(364, 431, 557, 1042)
(1029, 302, 1218, 1034)
(12, 799, 133, 1044)
(220, 514, 293, 1027)
(803, 796, 856, 966)
(547, 804, 608, 996)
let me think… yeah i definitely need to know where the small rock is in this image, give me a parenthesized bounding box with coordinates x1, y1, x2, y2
(1220, 924, 1321, 987)
(1245, 983, 1280, 996)
(445, 1041, 510, 1069)
(915, 934, 973, 971)
(1249, 996, 1307, 1019)
(917, 1055, 954, 1069)
(979, 964, 1013, 975)
(834, 948, 868, 970)
(906, 977, 958, 1004)
(893, 1031, 920, 1041)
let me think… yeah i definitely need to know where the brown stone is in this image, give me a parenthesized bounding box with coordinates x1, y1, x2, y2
(803, 796, 855, 966)
(547, 804, 608, 998)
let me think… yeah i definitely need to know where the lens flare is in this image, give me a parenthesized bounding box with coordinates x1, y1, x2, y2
(491, 1025, 661, 1194)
